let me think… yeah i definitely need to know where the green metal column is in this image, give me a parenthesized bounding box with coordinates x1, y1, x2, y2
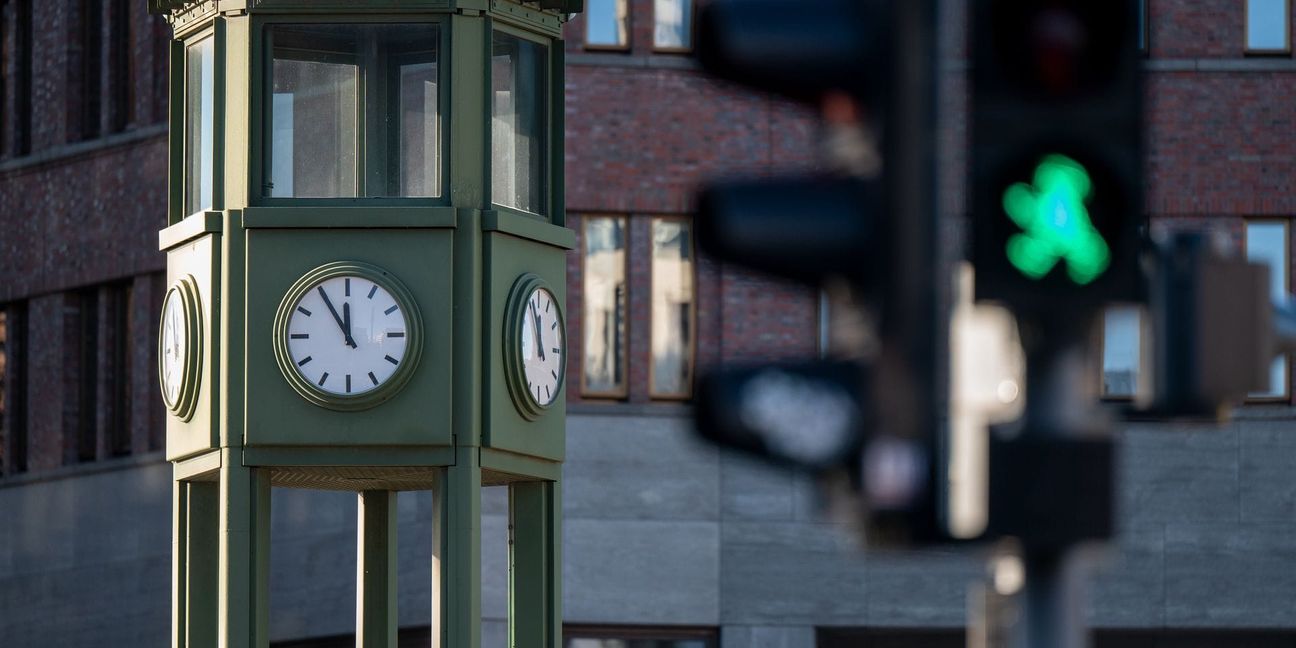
(357, 491, 399, 648)
(438, 450, 483, 648)
(188, 482, 220, 648)
(509, 480, 561, 648)
(218, 450, 271, 648)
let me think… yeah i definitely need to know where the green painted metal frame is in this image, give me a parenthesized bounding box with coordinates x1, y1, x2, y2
(157, 1, 576, 646)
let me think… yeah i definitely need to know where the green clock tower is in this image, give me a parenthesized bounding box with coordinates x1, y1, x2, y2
(148, 1, 582, 646)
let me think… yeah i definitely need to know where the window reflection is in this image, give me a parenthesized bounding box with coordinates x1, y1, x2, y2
(586, 0, 629, 48)
(583, 217, 627, 396)
(1102, 305, 1142, 398)
(266, 24, 440, 199)
(492, 31, 547, 215)
(650, 219, 694, 397)
(185, 36, 214, 215)
(1247, 0, 1289, 51)
(654, 0, 693, 50)
(1247, 221, 1289, 398)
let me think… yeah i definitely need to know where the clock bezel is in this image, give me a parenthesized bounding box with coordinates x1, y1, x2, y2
(503, 273, 566, 420)
(159, 275, 203, 422)
(272, 261, 424, 412)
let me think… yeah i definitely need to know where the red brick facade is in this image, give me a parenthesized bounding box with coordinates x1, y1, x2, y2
(2, 0, 1295, 474)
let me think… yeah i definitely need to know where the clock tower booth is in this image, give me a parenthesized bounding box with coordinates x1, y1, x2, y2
(148, 1, 582, 646)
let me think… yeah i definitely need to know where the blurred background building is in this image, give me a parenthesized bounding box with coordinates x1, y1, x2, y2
(2, 0, 1296, 646)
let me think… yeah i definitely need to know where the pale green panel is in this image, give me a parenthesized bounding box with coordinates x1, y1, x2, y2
(243, 229, 455, 449)
(167, 232, 223, 462)
(482, 230, 568, 461)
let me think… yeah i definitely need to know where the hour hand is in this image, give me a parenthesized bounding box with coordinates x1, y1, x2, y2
(342, 302, 358, 348)
(317, 286, 355, 348)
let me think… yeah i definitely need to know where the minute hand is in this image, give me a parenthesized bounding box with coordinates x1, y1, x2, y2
(317, 286, 357, 348)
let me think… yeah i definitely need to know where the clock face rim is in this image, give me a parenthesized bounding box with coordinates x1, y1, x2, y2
(272, 261, 424, 412)
(158, 276, 203, 422)
(503, 274, 567, 419)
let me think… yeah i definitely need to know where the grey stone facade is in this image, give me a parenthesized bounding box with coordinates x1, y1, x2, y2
(3, 412, 1296, 645)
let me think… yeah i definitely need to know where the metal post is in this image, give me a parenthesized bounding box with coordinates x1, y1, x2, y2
(357, 491, 398, 648)
(1007, 316, 1105, 648)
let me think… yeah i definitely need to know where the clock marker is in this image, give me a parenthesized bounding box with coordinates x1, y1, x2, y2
(552, 348, 561, 355)
(551, 321, 558, 330)
(369, 372, 379, 386)
(388, 331, 405, 338)
(298, 356, 313, 366)
(545, 300, 551, 313)
(367, 285, 378, 299)
(385, 355, 399, 365)
(290, 333, 309, 339)
(318, 372, 329, 386)
(346, 375, 352, 393)
(385, 305, 399, 315)
(551, 370, 558, 380)
(297, 306, 312, 317)
(546, 385, 551, 400)
(345, 278, 351, 296)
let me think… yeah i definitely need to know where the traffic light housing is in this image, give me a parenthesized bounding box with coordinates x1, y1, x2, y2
(691, 0, 945, 546)
(971, 0, 1145, 312)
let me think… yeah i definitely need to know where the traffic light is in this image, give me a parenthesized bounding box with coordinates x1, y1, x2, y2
(691, 0, 945, 545)
(971, 0, 1145, 312)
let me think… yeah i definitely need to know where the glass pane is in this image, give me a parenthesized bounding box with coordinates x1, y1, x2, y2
(1102, 306, 1141, 397)
(266, 24, 441, 199)
(1247, 221, 1289, 397)
(397, 59, 440, 197)
(271, 55, 357, 197)
(654, 0, 693, 49)
(651, 219, 694, 397)
(586, 0, 629, 47)
(185, 36, 214, 215)
(1137, 0, 1147, 50)
(1248, 0, 1288, 50)
(583, 217, 627, 395)
(492, 32, 548, 215)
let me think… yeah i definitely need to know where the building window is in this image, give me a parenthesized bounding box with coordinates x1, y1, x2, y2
(1247, 220, 1290, 399)
(654, 0, 693, 51)
(1246, 0, 1290, 53)
(185, 35, 215, 214)
(1138, 0, 1148, 53)
(107, 0, 132, 133)
(0, 304, 26, 475)
(491, 30, 547, 215)
(650, 218, 695, 398)
(582, 216, 628, 397)
(8, 0, 33, 156)
(585, 0, 629, 50)
(265, 23, 442, 199)
(565, 626, 717, 647)
(1101, 305, 1143, 398)
(77, 0, 104, 141)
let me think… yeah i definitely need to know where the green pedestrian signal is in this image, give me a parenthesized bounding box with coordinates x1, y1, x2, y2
(1001, 154, 1111, 285)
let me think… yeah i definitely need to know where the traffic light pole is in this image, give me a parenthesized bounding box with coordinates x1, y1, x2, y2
(1007, 312, 1109, 648)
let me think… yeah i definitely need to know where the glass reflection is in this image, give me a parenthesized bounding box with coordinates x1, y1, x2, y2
(1102, 306, 1141, 397)
(586, 0, 628, 48)
(492, 31, 548, 214)
(1247, 0, 1288, 50)
(185, 36, 214, 215)
(266, 24, 440, 198)
(1247, 221, 1289, 397)
(654, 0, 693, 49)
(651, 219, 694, 397)
(583, 217, 627, 395)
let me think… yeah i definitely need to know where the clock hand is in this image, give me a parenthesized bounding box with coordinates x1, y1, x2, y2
(317, 286, 353, 348)
(531, 302, 545, 361)
(342, 302, 357, 348)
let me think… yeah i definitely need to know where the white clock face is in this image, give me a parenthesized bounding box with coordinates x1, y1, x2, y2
(160, 290, 187, 407)
(519, 287, 565, 406)
(285, 275, 410, 397)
